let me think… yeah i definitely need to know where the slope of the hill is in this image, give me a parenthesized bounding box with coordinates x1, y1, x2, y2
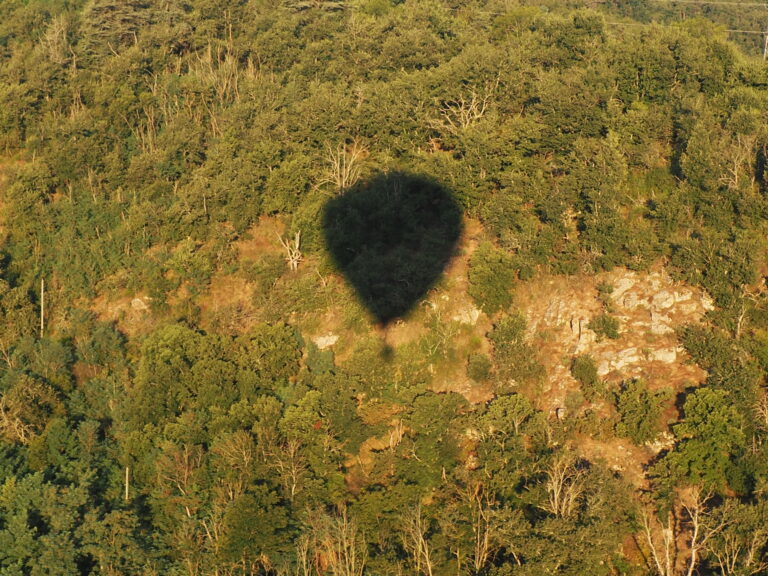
(0, 2, 767, 575)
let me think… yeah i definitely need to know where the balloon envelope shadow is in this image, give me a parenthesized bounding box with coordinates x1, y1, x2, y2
(322, 172, 463, 326)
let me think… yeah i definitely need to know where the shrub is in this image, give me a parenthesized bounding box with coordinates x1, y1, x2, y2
(467, 353, 492, 382)
(489, 313, 544, 387)
(596, 282, 615, 310)
(588, 313, 620, 340)
(614, 379, 669, 444)
(468, 242, 516, 313)
(242, 254, 285, 294)
(570, 355, 604, 401)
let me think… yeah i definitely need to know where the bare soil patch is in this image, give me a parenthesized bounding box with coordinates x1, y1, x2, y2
(90, 292, 160, 338)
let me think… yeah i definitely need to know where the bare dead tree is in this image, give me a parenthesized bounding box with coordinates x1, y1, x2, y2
(541, 452, 586, 519)
(708, 526, 768, 576)
(735, 284, 761, 340)
(123, 106, 159, 154)
(293, 534, 313, 576)
(438, 481, 505, 576)
(640, 505, 676, 576)
(639, 488, 725, 576)
(755, 392, 768, 433)
(277, 231, 302, 271)
(156, 443, 205, 520)
(401, 503, 435, 576)
(188, 42, 241, 107)
(318, 141, 367, 193)
(268, 439, 308, 503)
(705, 501, 768, 576)
(307, 506, 367, 576)
(0, 377, 59, 445)
(432, 76, 500, 136)
(439, 92, 490, 132)
(211, 430, 255, 502)
(0, 395, 34, 444)
(40, 14, 71, 65)
(681, 489, 720, 576)
(466, 482, 498, 576)
(719, 133, 758, 191)
(388, 419, 405, 452)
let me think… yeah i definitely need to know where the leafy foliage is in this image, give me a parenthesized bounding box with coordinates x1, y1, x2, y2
(570, 355, 603, 402)
(613, 379, 669, 445)
(588, 313, 620, 341)
(0, 0, 767, 574)
(489, 313, 544, 388)
(467, 241, 516, 314)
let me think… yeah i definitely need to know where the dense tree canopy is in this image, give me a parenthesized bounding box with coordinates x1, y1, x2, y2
(0, 0, 767, 574)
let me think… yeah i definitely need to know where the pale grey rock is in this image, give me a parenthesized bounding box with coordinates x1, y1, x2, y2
(652, 290, 675, 310)
(650, 347, 677, 363)
(650, 310, 674, 335)
(452, 305, 481, 325)
(646, 431, 675, 454)
(313, 333, 339, 350)
(131, 298, 149, 311)
(611, 276, 637, 300)
(673, 290, 691, 303)
(622, 291, 643, 309)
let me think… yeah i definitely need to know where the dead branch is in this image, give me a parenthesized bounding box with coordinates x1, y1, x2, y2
(318, 141, 367, 193)
(277, 230, 302, 271)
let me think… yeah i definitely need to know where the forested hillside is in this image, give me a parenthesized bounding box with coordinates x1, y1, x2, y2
(1, 1, 768, 574)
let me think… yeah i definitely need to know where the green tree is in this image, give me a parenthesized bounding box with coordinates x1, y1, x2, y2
(467, 242, 516, 314)
(614, 379, 669, 445)
(0, 473, 89, 575)
(220, 485, 292, 570)
(660, 388, 746, 493)
(489, 314, 544, 388)
(570, 355, 603, 402)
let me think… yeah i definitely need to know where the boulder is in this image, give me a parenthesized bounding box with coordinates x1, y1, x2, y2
(652, 290, 675, 310)
(611, 276, 637, 299)
(650, 347, 677, 363)
(650, 310, 673, 335)
(673, 290, 691, 303)
(131, 298, 149, 311)
(313, 333, 339, 350)
(622, 291, 646, 309)
(453, 305, 481, 325)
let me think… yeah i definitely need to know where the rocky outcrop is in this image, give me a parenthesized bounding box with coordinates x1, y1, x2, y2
(312, 333, 339, 349)
(452, 305, 481, 325)
(516, 267, 710, 408)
